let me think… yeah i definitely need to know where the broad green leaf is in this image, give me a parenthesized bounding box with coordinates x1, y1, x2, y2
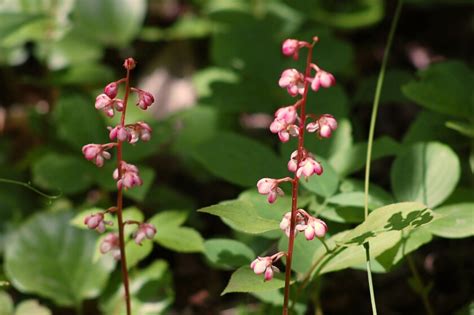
(427, 203, 474, 238)
(300, 156, 339, 198)
(278, 234, 322, 273)
(198, 200, 280, 234)
(328, 192, 388, 210)
(330, 136, 400, 176)
(192, 67, 238, 98)
(148, 210, 189, 228)
(155, 226, 204, 253)
(221, 266, 286, 295)
(53, 93, 108, 150)
(125, 240, 152, 270)
(203, 239, 255, 270)
(402, 110, 461, 145)
(73, 0, 146, 47)
(318, 205, 365, 224)
(48, 63, 114, 86)
(5, 211, 113, 306)
(340, 202, 435, 246)
(238, 190, 294, 221)
(311, 230, 400, 276)
(402, 61, 474, 118)
(32, 153, 95, 194)
(0, 291, 13, 315)
(100, 260, 173, 315)
(192, 132, 285, 187)
(391, 142, 460, 208)
(14, 300, 51, 315)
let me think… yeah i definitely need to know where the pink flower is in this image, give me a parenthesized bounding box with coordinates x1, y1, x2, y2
(123, 57, 136, 70)
(303, 217, 328, 240)
(100, 233, 121, 260)
(133, 223, 157, 245)
(279, 211, 307, 237)
(282, 39, 311, 60)
(287, 150, 299, 172)
(132, 88, 154, 110)
(311, 70, 336, 92)
(128, 121, 152, 143)
(306, 114, 338, 138)
(113, 161, 143, 190)
(296, 157, 323, 179)
(109, 125, 131, 142)
(84, 213, 106, 233)
(104, 82, 118, 99)
(279, 69, 305, 96)
(257, 178, 284, 203)
(95, 94, 115, 117)
(250, 256, 279, 281)
(275, 106, 297, 124)
(82, 144, 111, 167)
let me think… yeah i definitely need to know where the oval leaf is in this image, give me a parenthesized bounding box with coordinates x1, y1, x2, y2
(222, 266, 286, 295)
(204, 239, 255, 270)
(5, 211, 113, 306)
(427, 203, 474, 239)
(391, 142, 460, 208)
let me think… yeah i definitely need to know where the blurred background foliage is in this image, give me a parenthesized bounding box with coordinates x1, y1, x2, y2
(0, 0, 472, 314)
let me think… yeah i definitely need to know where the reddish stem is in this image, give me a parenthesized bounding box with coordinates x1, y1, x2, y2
(115, 68, 132, 315)
(282, 43, 314, 315)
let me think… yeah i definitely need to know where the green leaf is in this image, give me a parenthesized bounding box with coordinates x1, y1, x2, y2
(427, 203, 474, 238)
(125, 239, 152, 270)
(148, 210, 189, 228)
(100, 260, 173, 315)
(203, 239, 255, 270)
(5, 211, 113, 306)
(221, 266, 286, 295)
(14, 300, 52, 315)
(278, 234, 322, 273)
(391, 142, 461, 208)
(0, 291, 13, 315)
(329, 136, 401, 177)
(49, 63, 115, 86)
(198, 199, 280, 234)
(53, 93, 108, 150)
(340, 202, 435, 246)
(328, 192, 389, 210)
(318, 205, 365, 224)
(73, 0, 146, 47)
(32, 153, 95, 194)
(300, 156, 339, 198)
(155, 226, 204, 253)
(192, 132, 285, 187)
(402, 61, 474, 118)
(355, 69, 413, 104)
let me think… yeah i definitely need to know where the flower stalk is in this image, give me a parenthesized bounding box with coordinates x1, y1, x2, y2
(81, 58, 157, 315)
(253, 37, 337, 314)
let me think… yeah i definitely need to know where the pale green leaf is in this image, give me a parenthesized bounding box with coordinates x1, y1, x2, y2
(203, 239, 255, 270)
(427, 203, 474, 238)
(221, 266, 286, 295)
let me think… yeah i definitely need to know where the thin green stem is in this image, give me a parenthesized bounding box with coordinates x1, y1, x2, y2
(0, 178, 61, 199)
(363, 1, 403, 315)
(406, 254, 435, 315)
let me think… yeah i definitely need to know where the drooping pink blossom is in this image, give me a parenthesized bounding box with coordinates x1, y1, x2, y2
(100, 233, 121, 260)
(132, 88, 154, 110)
(104, 82, 118, 99)
(279, 69, 305, 97)
(282, 39, 310, 60)
(310, 70, 336, 92)
(95, 94, 115, 117)
(296, 156, 323, 179)
(275, 106, 297, 124)
(133, 223, 157, 245)
(113, 161, 143, 190)
(279, 211, 307, 237)
(257, 178, 284, 203)
(250, 256, 279, 281)
(82, 144, 111, 167)
(128, 121, 152, 143)
(306, 114, 338, 138)
(303, 217, 328, 240)
(109, 125, 131, 142)
(84, 213, 106, 233)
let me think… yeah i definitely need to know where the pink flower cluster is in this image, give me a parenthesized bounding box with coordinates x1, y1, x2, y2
(250, 252, 285, 281)
(280, 209, 327, 240)
(251, 37, 334, 281)
(81, 58, 157, 259)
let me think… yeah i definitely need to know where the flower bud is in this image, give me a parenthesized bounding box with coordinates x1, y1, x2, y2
(104, 82, 118, 99)
(123, 58, 136, 70)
